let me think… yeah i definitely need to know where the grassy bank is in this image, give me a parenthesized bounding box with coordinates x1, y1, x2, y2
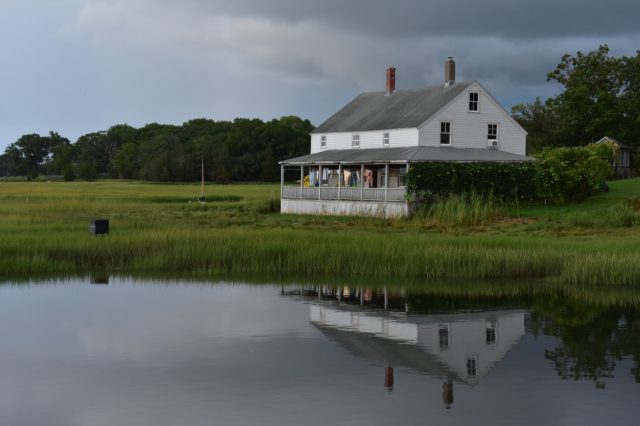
(0, 179, 639, 285)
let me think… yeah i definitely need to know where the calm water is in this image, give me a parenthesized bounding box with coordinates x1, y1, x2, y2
(0, 278, 639, 426)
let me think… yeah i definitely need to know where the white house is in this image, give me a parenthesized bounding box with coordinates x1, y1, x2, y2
(280, 58, 531, 217)
(309, 303, 526, 387)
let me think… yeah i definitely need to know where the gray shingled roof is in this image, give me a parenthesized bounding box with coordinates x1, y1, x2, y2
(280, 146, 533, 165)
(311, 81, 474, 134)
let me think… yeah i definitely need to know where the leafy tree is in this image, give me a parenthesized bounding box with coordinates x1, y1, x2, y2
(14, 133, 51, 179)
(0, 116, 313, 182)
(260, 145, 279, 182)
(513, 45, 640, 162)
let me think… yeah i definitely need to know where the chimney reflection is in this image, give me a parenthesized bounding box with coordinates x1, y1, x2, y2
(288, 284, 526, 402)
(384, 363, 394, 391)
(442, 380, 454, 409)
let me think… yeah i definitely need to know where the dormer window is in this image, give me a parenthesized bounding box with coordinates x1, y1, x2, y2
(383, 132, 390, 147)
(469, 92, 479, 112)
(352, 134, 360, 148)
(320, 135, 327, 149)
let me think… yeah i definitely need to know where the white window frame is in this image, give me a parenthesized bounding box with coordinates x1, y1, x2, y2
(486, 319, 497, 345)
(383, 132, 390, 147)
(487, 123, 499, 147)
(352, 134, 360, 148)
(469, 91, 479, 112)
(320, 135, 327, 149)
(438, 324, 451, 350)
(440, 121, 451, 145)
(466, 354, 478, 378)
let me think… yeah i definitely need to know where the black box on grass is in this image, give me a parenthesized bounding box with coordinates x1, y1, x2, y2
(90, 219, 109, 236)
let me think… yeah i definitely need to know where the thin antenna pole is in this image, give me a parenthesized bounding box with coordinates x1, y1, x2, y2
(201, 154, 204, 199)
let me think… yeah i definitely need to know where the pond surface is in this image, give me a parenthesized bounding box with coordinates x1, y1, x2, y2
(0, 278, 639, 425)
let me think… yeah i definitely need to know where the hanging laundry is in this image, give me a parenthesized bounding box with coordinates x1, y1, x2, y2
(343, 170, 351, 187)
(364, 169, 374, 188)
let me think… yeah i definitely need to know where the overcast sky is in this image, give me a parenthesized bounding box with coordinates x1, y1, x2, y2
(1, 0, 639, 150)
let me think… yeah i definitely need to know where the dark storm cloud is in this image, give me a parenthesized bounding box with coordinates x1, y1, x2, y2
(1, 0, 639, 149)
(185, 0, 640, 38)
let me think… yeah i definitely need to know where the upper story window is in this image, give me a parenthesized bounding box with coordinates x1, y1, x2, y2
(469, 92, 479, 112)
(352, 134, 360, 148)
(488, 124, 499, 148)
(467, 355, 478, 378)
(486, 319, 497, 344)
(383, 132, 390, 147)
(439, 325, 450, 350)
(488, 123, 498, 140)
(440, 122, 451, 145)
(320, 135, 327, 149)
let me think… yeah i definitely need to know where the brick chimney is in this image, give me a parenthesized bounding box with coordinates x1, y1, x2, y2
(385, 67, 396, 95)
(445, 57, 455, 86)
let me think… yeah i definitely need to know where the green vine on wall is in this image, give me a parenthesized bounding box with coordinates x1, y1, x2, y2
(406, 144, 614, 205)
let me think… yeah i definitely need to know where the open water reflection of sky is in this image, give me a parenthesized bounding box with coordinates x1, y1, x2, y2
(0, 278, 638, 425)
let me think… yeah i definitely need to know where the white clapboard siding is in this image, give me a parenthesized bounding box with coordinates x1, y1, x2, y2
(418, 82, 526, 156)
(311, 128, 419, 154)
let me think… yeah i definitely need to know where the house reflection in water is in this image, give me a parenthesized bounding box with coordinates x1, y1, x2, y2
(284, 286, 525, 408)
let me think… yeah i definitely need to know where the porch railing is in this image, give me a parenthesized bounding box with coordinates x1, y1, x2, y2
(282, 186, 407, 203)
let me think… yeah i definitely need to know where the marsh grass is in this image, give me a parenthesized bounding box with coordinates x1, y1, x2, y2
(0, 179, 639, 286)
(414, 192, 500, 227)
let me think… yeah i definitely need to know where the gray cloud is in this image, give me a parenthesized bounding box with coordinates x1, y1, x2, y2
(1, 0, 639, 150)
(174, 0, 640, 38)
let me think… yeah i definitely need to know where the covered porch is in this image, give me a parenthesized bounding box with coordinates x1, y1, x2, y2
(279, 147, 420, 217)
(278, 146, 533, 217)
(279, 162, 410, 217)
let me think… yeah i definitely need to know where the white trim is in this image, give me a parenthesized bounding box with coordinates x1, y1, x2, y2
(440, 121, 452, 145)
(416, 83, 474, 129)
(468, 91, 479, 113)
(487, 122, 499, 148)
(417, 80, 528, 136)
(351, 134, 360, 148)
(473, 81, 528, 136)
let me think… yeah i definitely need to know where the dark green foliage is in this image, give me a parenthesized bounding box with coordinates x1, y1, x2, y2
(407, 145, 613, 205)
(611, 197, 640, 226)
(512, 45, 640, 163)
(0, 116, 314, 182)
(534, 145, 613, 203)
(406, 162, 537, 202)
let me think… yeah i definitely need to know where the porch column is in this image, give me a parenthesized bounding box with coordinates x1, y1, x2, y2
(384, 163, 389, 202)
(338, 164, 342, 200)
(300, 165, 304, 189)
(406, 162, 410, 202)
(318, 165, 322, 200)
(360, 164, 365, 201)
(384, 287, 388, 310)
(280, 164, 284, 200)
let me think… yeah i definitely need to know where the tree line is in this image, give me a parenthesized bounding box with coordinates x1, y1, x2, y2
(0, 116, 314, 182)
(512, 45, 640, 161)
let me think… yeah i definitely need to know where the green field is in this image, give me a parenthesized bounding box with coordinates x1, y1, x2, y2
(0, 179, 639, 286)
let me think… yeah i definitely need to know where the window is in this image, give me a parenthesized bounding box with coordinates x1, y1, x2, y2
(466, 355, 478, 378)
(440, 122, 451, 145)
(486, 320, 497, 345)
(439, 325, 450, 350)
(352, 134, 360, 148)
(488, 123, 498, 141)
(383, 132, 390, 147)
(320, 135, 327, 149)
(469, 92, 479, 112)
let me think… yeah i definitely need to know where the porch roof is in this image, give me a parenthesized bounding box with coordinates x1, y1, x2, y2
(280, 146, 533, 165)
